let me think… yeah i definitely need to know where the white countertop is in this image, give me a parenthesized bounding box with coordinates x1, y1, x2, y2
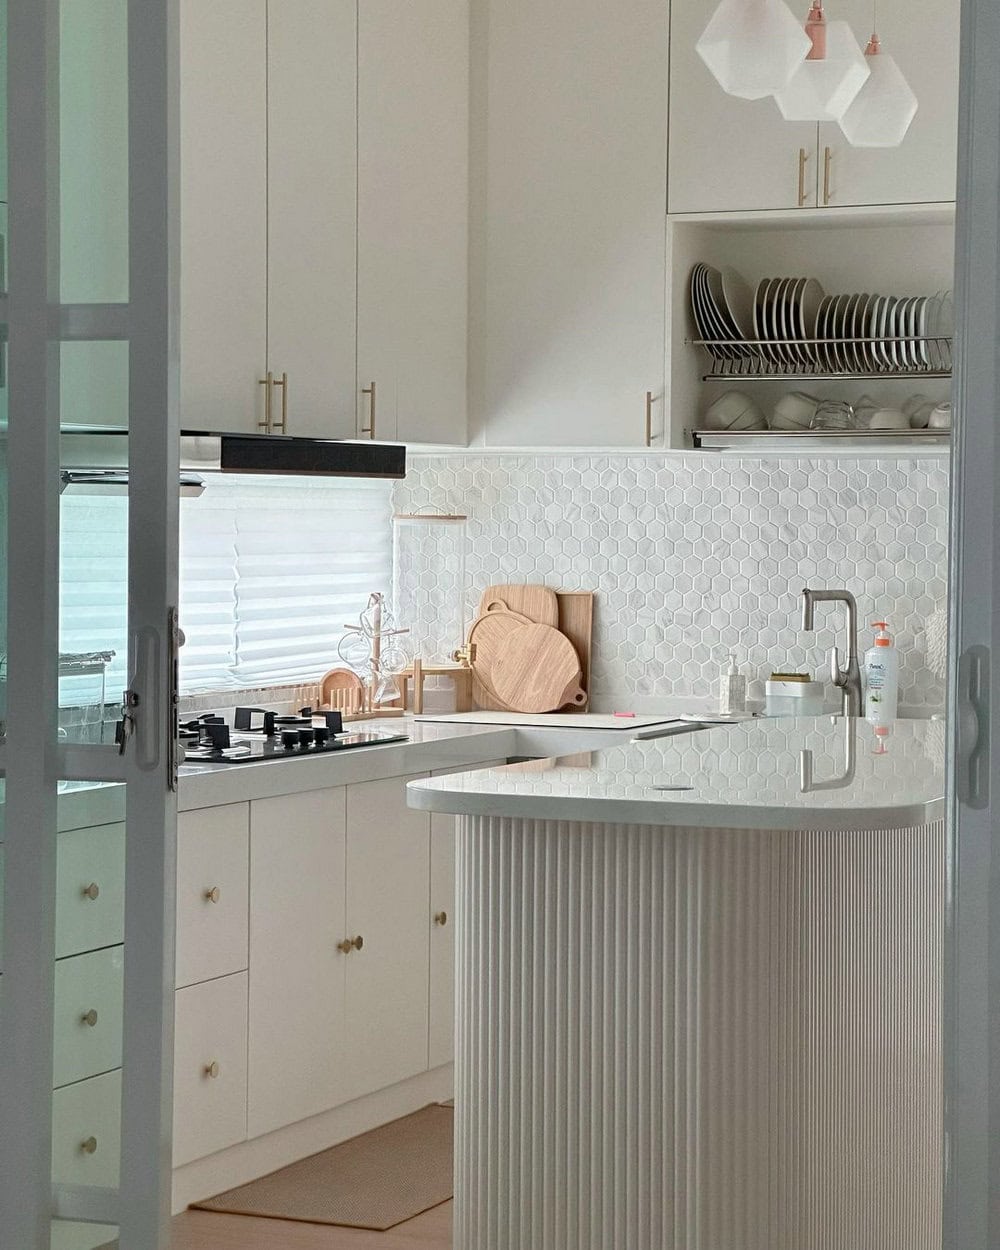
(175, 715, 687, 811)
(407, 716, 947, 831)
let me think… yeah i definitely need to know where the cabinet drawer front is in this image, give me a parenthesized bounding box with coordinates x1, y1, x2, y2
(52, 1069, 121, 1189)
(56, 822, 126, 959)
(173, 971, 249, 1167)
(176, 804, 249, 988)
(53, 947, 124, 1088)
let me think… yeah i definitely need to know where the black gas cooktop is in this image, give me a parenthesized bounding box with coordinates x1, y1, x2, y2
(179, 706, 408, 764)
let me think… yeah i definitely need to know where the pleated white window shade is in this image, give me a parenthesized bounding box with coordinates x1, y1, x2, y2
(178, 475, 393, 692)
(59, 496, 129, 692)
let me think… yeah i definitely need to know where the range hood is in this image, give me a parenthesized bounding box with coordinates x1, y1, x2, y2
(59, 427, 407, 480)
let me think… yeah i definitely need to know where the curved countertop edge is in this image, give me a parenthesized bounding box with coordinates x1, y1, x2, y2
(405, 783, 945, 832)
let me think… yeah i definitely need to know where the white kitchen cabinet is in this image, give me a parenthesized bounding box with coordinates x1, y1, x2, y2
(173, 972, 249, 1167)
(50, 1221, 120, 1250)
(816, 0, 959, 209)
(247, 789, 347, 1138)
(175, 803, 249, 989)
(342, 775, 432, 1102)
(427, 761, 506, 1069)
(52, 947, 124, 1089)
(51, 1070, 122, 1189)
(669, 0, 959, 214)
(267, 0, 358, 440)
(471, 0, 669, 447)
(356, 0, 469, 446)
(54, 822, 125, 960)
(179, 0, 268, 434)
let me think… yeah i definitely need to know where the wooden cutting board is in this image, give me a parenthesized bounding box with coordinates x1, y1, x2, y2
(479, 584, 559, 628)
(490, 623, 586, 713)
(466, 608, 531, 710)
(556, 591, 594, 709)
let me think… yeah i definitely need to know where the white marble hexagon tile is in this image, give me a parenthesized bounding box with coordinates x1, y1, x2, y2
(392, 454, 950, 711)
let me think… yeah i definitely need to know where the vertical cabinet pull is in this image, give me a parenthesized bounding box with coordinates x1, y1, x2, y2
(360, 382, 376, 439)
(823, 145, 833, 205)
(272, 371, 288, 432)
(797, 147, 810, 207)
(645, 391, 654, 447)
(258, 371, 273, 432)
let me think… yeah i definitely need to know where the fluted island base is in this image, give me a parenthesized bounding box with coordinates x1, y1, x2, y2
(454, 815, 943, 1250)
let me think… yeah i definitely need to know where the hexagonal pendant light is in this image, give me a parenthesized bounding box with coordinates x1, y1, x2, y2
(773, 7, 871, 122)
(696, 0, 812, 101)
(838, 33, 918, 147)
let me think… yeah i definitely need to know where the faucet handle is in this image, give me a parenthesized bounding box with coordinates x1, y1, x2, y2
(829, 646, 845, 687)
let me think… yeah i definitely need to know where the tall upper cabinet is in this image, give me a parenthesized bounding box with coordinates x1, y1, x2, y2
(180, 0, 468, 445)
(468, 0, 670, 447)
(668, 0, 959, 215)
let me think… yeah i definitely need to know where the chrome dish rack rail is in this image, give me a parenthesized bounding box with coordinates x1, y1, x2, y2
(690, 335, 953, 382)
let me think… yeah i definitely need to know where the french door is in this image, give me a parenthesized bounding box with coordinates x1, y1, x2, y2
(0, 2, 179, 1248)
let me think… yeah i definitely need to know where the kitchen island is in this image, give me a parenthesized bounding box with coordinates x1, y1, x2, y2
(408, 716, 946, 1250)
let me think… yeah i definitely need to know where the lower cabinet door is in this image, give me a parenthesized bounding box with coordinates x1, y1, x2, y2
(343, 775, 431, 1103)
(428, 811, 457, 1071)
(248, 789, 347, 1138)
(175, 803, 250, 989)
(53, 946, 124, 1089)
(51, 1069, 122, 1188)
(173, 972, 249, 1167)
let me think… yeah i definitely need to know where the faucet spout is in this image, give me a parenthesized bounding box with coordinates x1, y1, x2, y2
(799, 588, 863, 717)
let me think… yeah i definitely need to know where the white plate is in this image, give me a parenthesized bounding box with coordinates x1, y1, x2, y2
(754, 277, 779, 367)
(851, 293, 873, 372)
(796, 278, 825, 371)
(699, 266, 739, 362)
(690, 265, 726, 362)
(771, 277, 796, 369)
(866, 295, 885, 372)
(719, 266, 754, 341)
(785, 277, 810, 369)
(876, 295, 896, 370)
(703, 264, 742, 361)
(913, 295, 930, 368)
(899, 295, 919, 369)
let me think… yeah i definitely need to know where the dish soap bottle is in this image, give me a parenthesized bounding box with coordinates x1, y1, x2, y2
(719, 653, 747, 715)
(864, 621, 899, 724)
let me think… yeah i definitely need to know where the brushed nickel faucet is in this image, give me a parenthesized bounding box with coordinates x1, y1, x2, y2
(800, 588, 862, 717)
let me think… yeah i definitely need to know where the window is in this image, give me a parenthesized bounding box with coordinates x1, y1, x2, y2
(57, 474, 394, 698)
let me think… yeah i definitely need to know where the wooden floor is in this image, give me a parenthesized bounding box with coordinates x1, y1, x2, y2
(170, 1201, 452, 1249)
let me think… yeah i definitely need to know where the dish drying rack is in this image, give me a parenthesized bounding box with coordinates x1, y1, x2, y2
(691, 336, 953, 382)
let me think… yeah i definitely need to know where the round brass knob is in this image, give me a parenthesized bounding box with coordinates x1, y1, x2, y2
(204, 1061, 220, 1079)
(351, 934, 364, 952)
(80, 1137, 98, 1155)
(434, 911, 448, 927)
(82, 883, 100, 901)
(204, 886, 221, 904)
(337, 938, 353, 955)
(80, 1009, 99, 1028)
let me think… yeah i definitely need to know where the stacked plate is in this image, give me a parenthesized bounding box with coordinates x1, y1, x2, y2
(815, 290, 954, 372)
(689, 263, 754, 363)
(752, 276, 826, 368)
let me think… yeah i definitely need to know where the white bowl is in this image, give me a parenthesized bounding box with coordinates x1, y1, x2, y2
(770, 391, 820, 430)
(928, 403, 952, 429)
(703, 390, 766, 431)
(869, 407, 909, 431)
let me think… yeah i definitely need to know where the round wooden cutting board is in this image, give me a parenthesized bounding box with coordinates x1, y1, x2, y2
(466, 608, 532, 710)
(490, 623, 586, 714)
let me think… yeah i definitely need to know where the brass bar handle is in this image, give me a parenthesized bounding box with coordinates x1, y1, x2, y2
(645, 391, 654, 447)
(823, 145, 833, 206)
(360, 381, 376, 439)
(258, 371, 273, 432)
(797, 148, 809, 208)
(272, 371, 288, 432)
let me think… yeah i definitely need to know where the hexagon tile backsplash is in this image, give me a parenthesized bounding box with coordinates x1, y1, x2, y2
(392, 454, 950, 712)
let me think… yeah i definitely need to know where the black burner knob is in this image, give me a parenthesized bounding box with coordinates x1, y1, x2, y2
(298, 728, 315, 748)
(281, 730, 299, 750)
(313, 727, 329, 746)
